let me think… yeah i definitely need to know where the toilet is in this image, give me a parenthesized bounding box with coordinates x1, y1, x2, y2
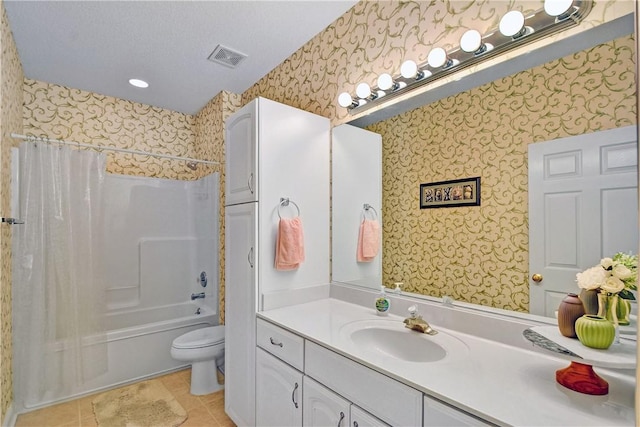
(171, 325, 225, 395)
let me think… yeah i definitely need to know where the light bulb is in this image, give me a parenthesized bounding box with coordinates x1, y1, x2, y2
(356, 82, 372, 99)
(377, 73, 397, 91)
(460, 30, 483, 53)
(427, 47, 449, 68)
(544, 0, 574, 17)
(400, 60, 424, 80)
(338, 92, 357, 108)
(499, 10, 525, 38)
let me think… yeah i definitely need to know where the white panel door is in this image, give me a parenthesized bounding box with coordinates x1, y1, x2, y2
(226, 100, 258, 206)
(529, 126, 638, 316)
(303, 376, 350, 427)
(225, 202, 258, 426)
(332, 124, 382, 288)
(256, 349, 303, 427)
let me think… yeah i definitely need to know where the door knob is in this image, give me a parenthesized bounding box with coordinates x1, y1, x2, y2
(532, 273, 543, 283)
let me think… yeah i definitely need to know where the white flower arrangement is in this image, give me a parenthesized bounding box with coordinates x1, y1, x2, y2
(576, 253, 638, 299)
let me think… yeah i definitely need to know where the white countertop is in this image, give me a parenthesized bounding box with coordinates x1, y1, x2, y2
(258, 298, 636, 427)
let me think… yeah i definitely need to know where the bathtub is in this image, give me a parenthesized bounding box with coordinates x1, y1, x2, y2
(26, 302, 217, 410)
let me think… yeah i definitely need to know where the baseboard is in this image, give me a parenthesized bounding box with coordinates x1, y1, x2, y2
(3, 403, 17, 427)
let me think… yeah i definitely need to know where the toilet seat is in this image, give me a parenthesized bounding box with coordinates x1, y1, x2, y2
(172, 326, 225, 349)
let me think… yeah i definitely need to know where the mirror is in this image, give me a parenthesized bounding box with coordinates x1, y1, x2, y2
(332, 21, 638, 318)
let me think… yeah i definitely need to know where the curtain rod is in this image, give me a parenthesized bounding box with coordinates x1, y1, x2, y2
(10, 133, 219, 166)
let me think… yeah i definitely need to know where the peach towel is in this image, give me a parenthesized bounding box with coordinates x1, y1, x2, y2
(357, 219, 380, 262)
(275, 217, 305, 270)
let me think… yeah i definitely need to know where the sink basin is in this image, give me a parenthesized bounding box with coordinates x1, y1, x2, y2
(351, 327, 446, 362)
(339, 319, 468, 363)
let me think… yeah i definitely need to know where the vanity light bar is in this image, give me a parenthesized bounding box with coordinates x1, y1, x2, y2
(339, 0, 593, 115)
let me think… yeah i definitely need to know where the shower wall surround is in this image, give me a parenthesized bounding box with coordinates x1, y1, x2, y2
(0, 1, 24, 421)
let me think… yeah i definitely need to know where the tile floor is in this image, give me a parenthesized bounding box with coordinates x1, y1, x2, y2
(15, 369, 235, 427)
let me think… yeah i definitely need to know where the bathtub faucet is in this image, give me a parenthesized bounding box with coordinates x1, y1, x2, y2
(191, 292, 205, 300)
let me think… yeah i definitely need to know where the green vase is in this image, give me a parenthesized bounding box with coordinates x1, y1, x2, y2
(616, 298, 631, 326)
(597, 293, 619, 326)
(575, 315, 615, 349)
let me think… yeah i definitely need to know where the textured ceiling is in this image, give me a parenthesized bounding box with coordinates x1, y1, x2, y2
(5, 0, 357, 115)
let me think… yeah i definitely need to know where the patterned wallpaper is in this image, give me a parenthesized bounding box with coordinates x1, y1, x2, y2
(22, 80, 239, 324)
(368, 35, 636, 311)
(240, 0, 634, 311)
(241, 0, 633, 127)
(0, 0, 23, 421)
(0, 0, 635, 418)
(23, 79, 200, 180)
(194, 91, 241, 325)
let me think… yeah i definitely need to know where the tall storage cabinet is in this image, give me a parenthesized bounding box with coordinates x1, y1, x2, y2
(224, 97, 330, 426)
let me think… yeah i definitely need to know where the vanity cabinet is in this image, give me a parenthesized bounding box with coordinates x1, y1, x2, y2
(350, 405, 389, 427)
(303, 377, 389, 427)
(423, 395, 492, 426)
(256, 348, 302, 426)
(305, 341, 423, 427)
(257, 318, 491, 427)
(303, 376, 350, 427)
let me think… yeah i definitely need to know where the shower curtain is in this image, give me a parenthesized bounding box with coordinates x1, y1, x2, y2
(13, 142, 108, 409)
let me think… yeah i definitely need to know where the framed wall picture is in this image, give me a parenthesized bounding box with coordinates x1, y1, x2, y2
(420, 177, 481, 209)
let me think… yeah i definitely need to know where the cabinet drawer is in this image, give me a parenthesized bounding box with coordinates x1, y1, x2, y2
(257, 318, 304, 370)
(305, 341, 422, 427)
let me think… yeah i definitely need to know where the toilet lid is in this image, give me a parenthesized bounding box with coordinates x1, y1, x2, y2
(172, 326, 225, 349)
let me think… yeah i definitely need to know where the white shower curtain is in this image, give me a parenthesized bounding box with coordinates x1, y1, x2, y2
(13, 142, 108, 409)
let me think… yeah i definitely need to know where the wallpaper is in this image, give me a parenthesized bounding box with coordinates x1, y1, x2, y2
(239, 0, 634, 311)
(368, 35, 636, 311)
(194, 91, 242, 325)
(0, 0, 23, 421)
(242, 0, 632, 127)
(23, 80, 199, 180)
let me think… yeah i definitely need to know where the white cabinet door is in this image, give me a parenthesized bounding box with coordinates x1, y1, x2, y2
(225, 202, 258, 426)
(256, 348, 303, 427)
(424, 396, 491, 426)
(303, 376, 350, 427)
(350, 405, 389, 427)
(226, 100, 258, 205)
(529, 126, 638, 316)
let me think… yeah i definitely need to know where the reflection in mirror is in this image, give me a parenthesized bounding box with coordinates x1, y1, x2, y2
(332, 124, 382, 287)
(335, 33, 637, 321)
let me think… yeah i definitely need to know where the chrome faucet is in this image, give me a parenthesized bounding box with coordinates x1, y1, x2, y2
(191, 292, 205, 300)
(403, 305, 437, 335)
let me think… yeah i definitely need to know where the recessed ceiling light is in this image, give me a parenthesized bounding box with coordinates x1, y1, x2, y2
(129, 78, 149, 88)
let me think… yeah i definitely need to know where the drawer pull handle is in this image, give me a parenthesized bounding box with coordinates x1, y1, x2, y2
(291, 382, 299, 408)
(269, 337, 283, 347)
(353, 422, 358, 427)
(248, 247, 254, 268)
(337, 411, 345, 427)
(248, 173, 254, 194)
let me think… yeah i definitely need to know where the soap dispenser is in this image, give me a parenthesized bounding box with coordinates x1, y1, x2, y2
(375, 286, 390, 316)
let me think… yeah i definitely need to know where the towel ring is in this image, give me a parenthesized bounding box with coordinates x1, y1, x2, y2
(278, 198, 301, 219)
(363, 203, 378, 220)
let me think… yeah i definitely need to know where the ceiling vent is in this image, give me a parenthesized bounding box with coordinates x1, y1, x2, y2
(207, 45, 248, 68)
